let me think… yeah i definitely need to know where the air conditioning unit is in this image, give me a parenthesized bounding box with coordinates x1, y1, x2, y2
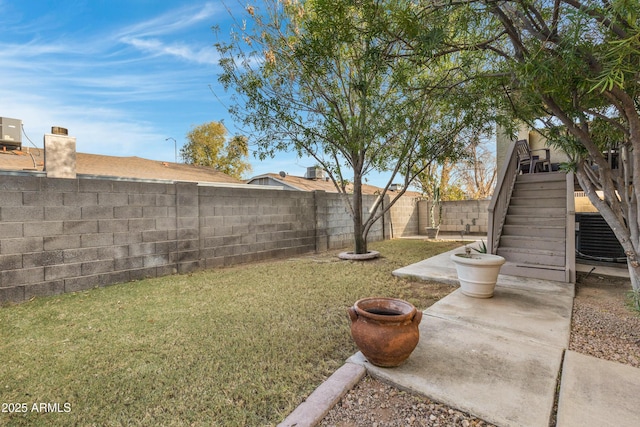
(306, 166, 324, 179)
(575, 213, 625, 262)
(0, 117, 22, 150)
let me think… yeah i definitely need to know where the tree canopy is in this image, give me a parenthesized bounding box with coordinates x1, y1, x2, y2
(494, 0, 640, 291)
(397, 0, 640, 290)
(216, 0, 490, 253)
(214, 0, 640, 290)
(180, 121, 252, 180)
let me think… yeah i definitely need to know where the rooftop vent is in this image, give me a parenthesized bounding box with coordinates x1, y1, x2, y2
(0, 117, 22, 150)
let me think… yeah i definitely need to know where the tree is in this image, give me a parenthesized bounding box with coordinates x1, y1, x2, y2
(413, 128, 496, 201)
(180, 121, 251, 180)
(487, 0, 640, 293)
(457, 133, 496, 200)
(413, 160, 466, 200)
(216, 0, 483, 254)
(403, 0, 640, 291)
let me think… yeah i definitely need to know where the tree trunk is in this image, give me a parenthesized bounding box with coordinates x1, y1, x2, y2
(576, 167, 640, 292)
(353, 170, 367, 254)
(354, 224, 368, 254)
(628, 263, 640, 294)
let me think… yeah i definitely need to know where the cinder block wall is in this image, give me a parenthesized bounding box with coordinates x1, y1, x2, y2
(0, 175, 403, 304)
(418, 199, 490, 235)
(325, 194, 355, 249)
(0, 175, 201, 303)
(198, 186, 317, 269)
(388, 195, 420, 237)
(323, 193, 390, 250)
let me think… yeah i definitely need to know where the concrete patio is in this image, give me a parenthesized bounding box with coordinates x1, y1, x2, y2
(280, 240, 639, 427)
(347, 243, 640, 427)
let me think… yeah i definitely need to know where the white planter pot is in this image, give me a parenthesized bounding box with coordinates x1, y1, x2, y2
(450, 253, 506, 298)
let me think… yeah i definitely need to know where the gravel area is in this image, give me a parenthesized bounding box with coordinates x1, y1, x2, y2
(320, 270, 639, 427)
(320, 377, 495, 427)
(569, 271, 640, 367)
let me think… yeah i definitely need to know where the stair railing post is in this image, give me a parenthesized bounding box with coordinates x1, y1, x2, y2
(566, 171, 576, 283)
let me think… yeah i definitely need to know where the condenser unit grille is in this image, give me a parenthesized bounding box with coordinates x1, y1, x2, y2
(576, 213, 625, 261)
(0, 117, 22, 149)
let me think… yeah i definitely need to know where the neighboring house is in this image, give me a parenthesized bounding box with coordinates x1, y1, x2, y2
(248, 167, 420, 196)
(491, 126, 625, 283)
(0, 149, 244, 185)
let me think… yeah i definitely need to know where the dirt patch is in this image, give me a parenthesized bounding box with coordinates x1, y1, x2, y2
(575, 269, 631, 299)
(402, 280, 457, 310)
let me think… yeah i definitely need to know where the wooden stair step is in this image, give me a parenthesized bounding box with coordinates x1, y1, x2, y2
(500, 262, 568, 282)
(515, 176, 566, 186)
(499, 235, 565, 251)
(509, 196, 565, 207)
(515, 183, 567, 192)
(512, 188, 567, 198)
(515, 172, 566, 183)
(498, 246, 565, 257)
(497, 247, 565, 267)
(502, 224, 565, 238)
(507, 206, 565, 216)
(505, 215, 565, 226)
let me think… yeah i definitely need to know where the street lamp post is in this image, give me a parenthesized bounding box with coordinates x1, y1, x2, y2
(165, 137, 177, 163)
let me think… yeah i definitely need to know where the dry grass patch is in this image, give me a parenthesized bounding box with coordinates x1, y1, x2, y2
(0, 239, 461, 426)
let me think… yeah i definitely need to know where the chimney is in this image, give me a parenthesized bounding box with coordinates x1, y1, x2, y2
(44, 126, 76, 178)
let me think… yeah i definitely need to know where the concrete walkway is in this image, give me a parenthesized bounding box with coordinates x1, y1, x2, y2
(279, 242, 639, 427)
(345, 244, 640, 427)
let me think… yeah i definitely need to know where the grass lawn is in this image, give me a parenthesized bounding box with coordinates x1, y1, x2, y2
(0, 239, 462, 426)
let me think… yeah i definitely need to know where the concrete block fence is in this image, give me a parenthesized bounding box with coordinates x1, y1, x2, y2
(389, 195, 420, 237)
(0, 174, 415, 304)
(417, 199, 490, 235)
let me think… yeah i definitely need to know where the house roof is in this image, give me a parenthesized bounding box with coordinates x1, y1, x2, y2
(0, 149, 243, 184)
(248, 173, 421, 196)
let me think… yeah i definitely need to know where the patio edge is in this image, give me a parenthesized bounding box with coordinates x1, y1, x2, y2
(277, 362, 366, 427)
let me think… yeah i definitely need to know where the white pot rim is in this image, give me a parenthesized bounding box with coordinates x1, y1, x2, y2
(450, 252, 506, 267)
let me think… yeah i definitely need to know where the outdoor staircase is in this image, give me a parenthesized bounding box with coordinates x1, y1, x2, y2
(496, 172, 571, 282)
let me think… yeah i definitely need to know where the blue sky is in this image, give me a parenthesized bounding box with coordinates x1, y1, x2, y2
(0, 0, 336, 181)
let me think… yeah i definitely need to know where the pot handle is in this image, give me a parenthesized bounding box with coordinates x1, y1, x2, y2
(348, 306, 358, 322)
(412, 310, 423, 326)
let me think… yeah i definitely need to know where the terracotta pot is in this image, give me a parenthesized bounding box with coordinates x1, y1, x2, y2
(348, 297, 422, 367)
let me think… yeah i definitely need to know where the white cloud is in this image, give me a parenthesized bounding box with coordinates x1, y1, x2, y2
(121, 36, 219, 64)
(0, 39, 69, 57)
(0, 1, 232, 164)
(2, 89, 164, 156)
(115, 2, 222, 65)
(115, 2, 221, 39)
